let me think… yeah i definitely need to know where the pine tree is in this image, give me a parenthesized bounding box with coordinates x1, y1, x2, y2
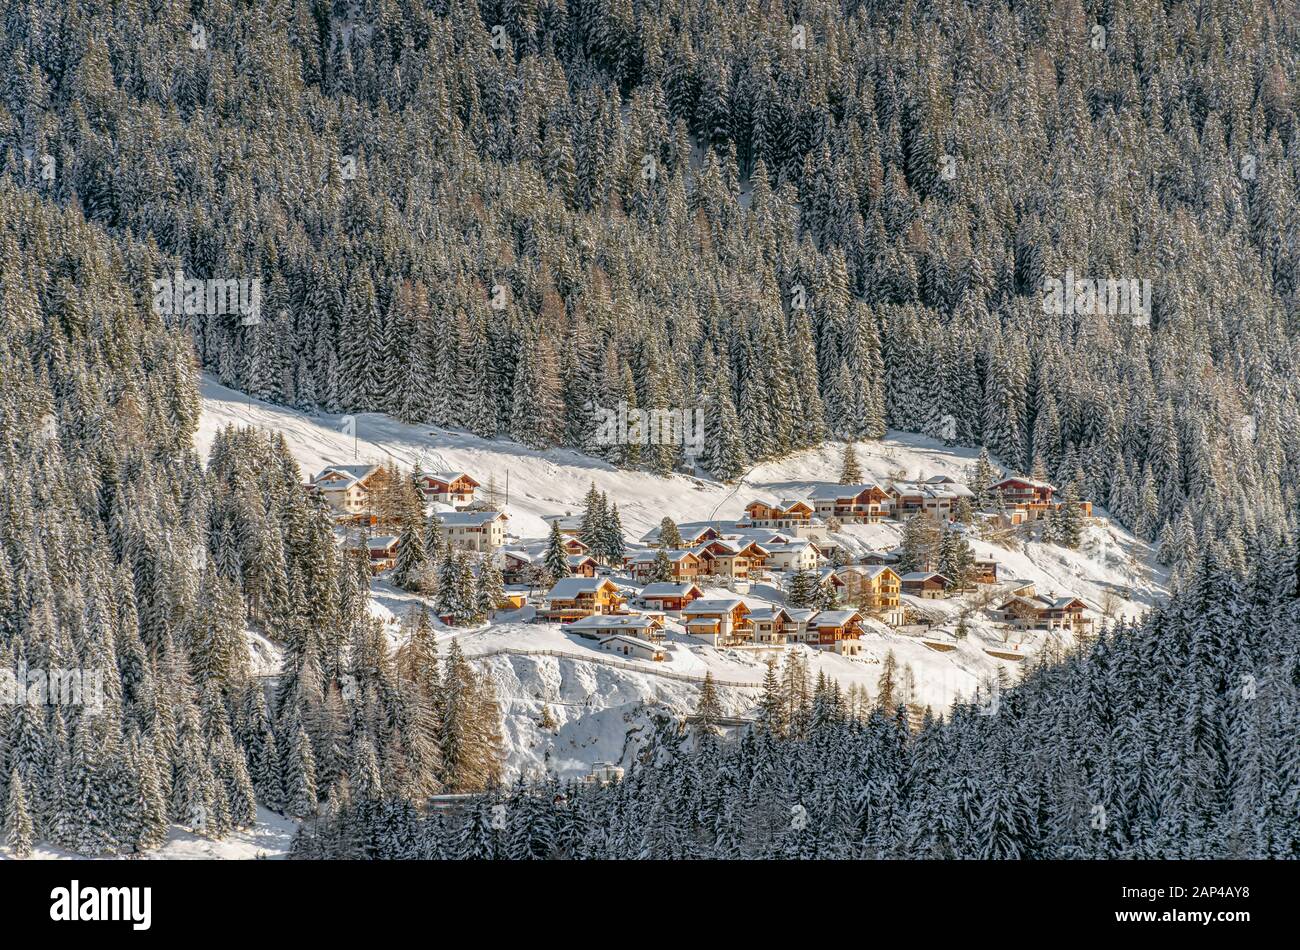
(600, 503, 627, 565)
(786, 568, 818, 608)
(543, 520, 570, 581)
(1057, 481, 1085, 548)
(937, 527, 976, 590)
(757, 658, 787, 738)
(476, 553, 505, 617)
(899, 514, 941, 574)
(393, 507, 431, 591)
(839, 443, 863, 484)
(538, 705, 558, 731)
(693, 672, 724, 747)
(648, 549, 675, 583)
(658, 517, 684, 549)
(4, 769, 34, 858)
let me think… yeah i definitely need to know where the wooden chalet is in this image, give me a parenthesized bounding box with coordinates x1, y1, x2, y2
(436, 510, 508, 551)
(638, 581, 703, 612)
(808, 609, 865, 654)
(900, 571, 950, 599)
(417, 471, 480, 508)
(996, 593, 1092, 635)
(626, 549, 702, 582)
(568, 613, 665, 643)
(366, 535, 399, 572)
(681, 598, 752, 647)
(742, 498, 816, 529)
(691, 538, 769, 580)
(748, 606, 794, 645)
(599, 635, 666, 662)
(542, 577, 625, 622)
(310, 464, 389, 517)
(810, 483, 891, 523)
(887, 476, 974, 520)
(974, 558, 999, 584)
(989, 477, 1056, 516)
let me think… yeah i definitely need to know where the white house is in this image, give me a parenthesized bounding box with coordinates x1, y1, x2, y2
(598, 634, 666, 661)
(436, 510, 508, 551)
(761, 539, 822, 573)
(567, 613, 664, 642)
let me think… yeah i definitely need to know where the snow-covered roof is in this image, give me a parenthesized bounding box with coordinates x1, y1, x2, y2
(569, 615, 658, 633)
(733, 530, 795, 545)
(682, 597, 745, 614)
(890, 479, 974, 500)
(639, 582, 702, 598)
(901, 571, 948, 583)
(547, 577, 618, 599)
(991, 476, 1056, 491)
(313, 464, 379, 488)
(694, 538, 768, 556)
(811, 609, 862, 626)
(439, 510, 507, 527)
(809, 482, 886, 500)
(366, 535, 399, 550)
(628, 548, 695, 564)
(638, 521, 730, 544)
(748, 606, 792, 622)
(598, 634, 661, 651)
(846, 565, 897, 580)
(763, 540, 814, 554)
(419, 470, 479, 486)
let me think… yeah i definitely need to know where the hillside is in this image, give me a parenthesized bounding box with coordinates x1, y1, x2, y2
(199, 373, 1168, 781)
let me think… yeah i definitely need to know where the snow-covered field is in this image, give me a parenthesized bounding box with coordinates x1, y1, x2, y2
(198, 373, 1169, 781)
(1, 807, 297, 861)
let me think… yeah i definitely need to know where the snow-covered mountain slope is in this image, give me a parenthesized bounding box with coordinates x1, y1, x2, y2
(198, 373, 1169, 781)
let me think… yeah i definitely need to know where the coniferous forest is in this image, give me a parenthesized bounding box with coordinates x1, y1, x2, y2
(296, 545, 1300, 859)
(0, 0, 1299, 861)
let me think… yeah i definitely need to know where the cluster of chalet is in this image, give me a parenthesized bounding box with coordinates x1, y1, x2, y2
(535, 569, 1094, 657)
(534, 542, 1094, 655)
(741, 475, 1090, 537)
(307, 464, 510, 569)
(680, 598, 871, 655)
(533, 577, 873, 657)
(307, 460, 1096, 651)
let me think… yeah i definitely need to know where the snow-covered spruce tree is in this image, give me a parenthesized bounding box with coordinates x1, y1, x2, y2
(599, 502, 627, 566)
(476, 553, 506, 618)
(838, 443, 863, 484)
(4, 769, 34, 858)
(657, 517, 684, 549)
(543, 519, 570, 581)
(648, 549, 675, 583)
